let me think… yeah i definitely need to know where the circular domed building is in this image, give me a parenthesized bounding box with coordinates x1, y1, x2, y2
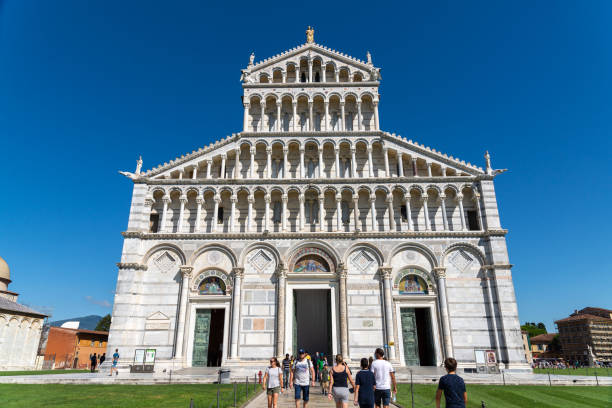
(0, 256, 47, 370)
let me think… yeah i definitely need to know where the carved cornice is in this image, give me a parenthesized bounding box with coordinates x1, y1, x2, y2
(116, 262, 148, 270)
(122, 229, 507, 240)
(243, 81, 380, 89)
(378, 267, 393, 279)
(432, 267, 447, 280)
(482, 264, 513, 270)
(231, 267, 245, 278)
(179, 266, 194, 278)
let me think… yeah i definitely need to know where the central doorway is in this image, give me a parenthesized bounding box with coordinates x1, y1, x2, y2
(192, 308, 225, 367)
(293, 289, 332, 358)
(400, 307, 436, 366)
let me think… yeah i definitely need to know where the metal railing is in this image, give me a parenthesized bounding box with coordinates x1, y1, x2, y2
(189, 375, 260, 408)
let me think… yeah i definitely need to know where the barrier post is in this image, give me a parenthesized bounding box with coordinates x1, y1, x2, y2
(410, 369, 414, 408)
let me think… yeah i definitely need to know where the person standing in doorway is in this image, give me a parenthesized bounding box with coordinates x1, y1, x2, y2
(109, 349, 119, 376)
(313, 352, 320, 380)
(263, 357, 283, 408)
(435, 358, 467, 408)
(90, 353, 97, 373)
(354, 358, 376, 408)
(327, 354, 355, 408)
(371, 348, 396, 408)
(290, 349, 315, 408)
(282, 354, 292, 390)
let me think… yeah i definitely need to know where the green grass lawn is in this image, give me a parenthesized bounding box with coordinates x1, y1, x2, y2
(0, 370, 89, 376)
(0, 383, 261, 408)
(533, 367, 612, 377)
(396, 384, 612, 408)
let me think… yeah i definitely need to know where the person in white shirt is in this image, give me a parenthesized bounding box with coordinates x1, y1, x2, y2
(262, 357, 284, 408)
(370, 348, 397, 408)
(290, 349, 315, 408)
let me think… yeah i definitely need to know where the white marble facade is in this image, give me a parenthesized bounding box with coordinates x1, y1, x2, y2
(108, 32, 528, 372)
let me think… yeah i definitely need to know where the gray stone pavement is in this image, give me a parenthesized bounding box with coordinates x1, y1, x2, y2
(246, 387, 332, 408)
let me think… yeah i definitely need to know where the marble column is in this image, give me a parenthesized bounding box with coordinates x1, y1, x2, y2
(195, 196, 203, 233)
(264, 193, 271, 231)
(318, 194, 324, 231)
(283, 148, 289, 179)
(266, 147, 272, 179)
(205, 159, 212, 179)
(230, 267, 244, 359)
(422, 195, 430, 231)
(275, 159, 281, 179)
(174, 266, 193, 360)
(352, 194, 360, 232)
(324, 101, 329, 131)
(276, 264, 287, 356)
(160, 195, 170, 232)
(373, 101, 379, 130)
(427, 162, 432, 177)
(440, 166, 446, 177)
(177, 194, 187, 233)
(192, 166, 198, 179)
(243, 102, 250, 131)
(473, 193, 484, 230)
(230, 194, 237, 232)
(235, 149, 241, 179)
(457, 194, 466, 230)
(386, 195, 395, 231)
(404, 194, 413, 230)
(212, 195, 220, 233)
(335, 147, 340, 178)
(220, 154, 226, 179)
(357, 101, 362, 131)
(383, 148, 390, 177)
(292, 102, 297, 131)
(247, 195, 254, 232)
(412, 158, 418, 177)
(308, 102, 314, 131)
(367, 146, 374, 177)
(398, 153, 404, 177)
(318, 148, 324, 178)
(440, 195, 448, 231)
(299, 148, 305, 178)
(370, 194, 376, 232)
(260, 101, 265, 132)
(299, 193, 305, 231)
(276, 102, 282, 132)
(250, 147, 256, 178)
(308, 58, 312, 82)
(338, 265, 349, 358)
(281, 194, 288, 231)
(336, 194, 342, 231)
(380, 267, 396, 360)
(340, 102, 345, 131)
(434, 267, 453, 358)
(350, 148, 357, 178)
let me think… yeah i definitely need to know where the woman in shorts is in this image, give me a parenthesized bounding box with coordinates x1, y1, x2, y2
(262, 357, 283, 408)
(327, 354, 355, 408)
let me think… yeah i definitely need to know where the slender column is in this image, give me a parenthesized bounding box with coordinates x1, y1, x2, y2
(192, 166, 198, 179)
(247, 195, 254, 232)
(398, 153, 404, 177)
(412, 157, 418, 177)
(336, 194, 342, 231)
(483, 268, 502, 361)
(249, 147, 256, 178)
(205, 159, 212, 179)
(457, 194, 466, 230)
(383, 148, 390, 177)
(334, 147, 340, 178)
(334, 69, 339, 82)
(357, 101, 362, 131)
(178, 194, 187, 233)
(440, 195, 448, 231)
(292, 102, 297, 131)
(318, 194, 324, 231)
(160, 195, 170, 232)
(234, 148, 241, 179)
(318, 148, 324, 178)
(422, 194, 430, 231)
(283, 148, 289, 179)
(174, 266, 193, 359)
(340, 102, 346, 131)
(404, 194, 413, 230)
(299, 148, 305, 178)
(230, 267, 244, 358)
(282, 70, 286, 83)
(321, 65, 326, 83)
(298, 193, 305, 231)
(296, 67, 300, 83)
(434, 268, 453, 358)
(338, 266, 349, 358)
(266, 147, 272, 179)
(369, 194, 376, 231)
(308, 102, 313, 131)
(220, 154, 226, 179)
(230, 194, 237, 232)
(380, 267, 396, 360)
(212, 195, 220, 233)
(281, 194, 288, 231)
(179, 170, 183, 180)
(276, 102, 282, 132)
(308, 58, 312, 82)
(440, 166, 446, 177)
(373, 101, 379, 130)
(276, 265, 287, 356)
(275, 159, 281, 179)
(259, 100, 265, 132)
(352, 194, 360, 232)
(144, 197, 154, 232)
(324, 101, 329, 131)
(350, 148, 357, 178)
(264, 193, 271, 232)
(427, 162, 432, 177)
(473, 193, 484, 230)
(243, 102, 250, 131)
(386, 195, 395, 231)
(367, 146, 374, 177)
(194, 196, 203, 233)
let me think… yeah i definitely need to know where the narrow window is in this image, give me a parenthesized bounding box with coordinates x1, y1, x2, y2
(273, 201, 281, 223)
(301, 72, 306, 83)
(217, 207, 224, 224)
(341, 200, 350, 224)
(467, 210, 479, 230)
(149, 213, 160, 233)
(314, 72, 320, 82)
(400, 205, 408, 222)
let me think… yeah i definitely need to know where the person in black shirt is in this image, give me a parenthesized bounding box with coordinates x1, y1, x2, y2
(436, 358, 467, 408)
(354, 358, 375, 408)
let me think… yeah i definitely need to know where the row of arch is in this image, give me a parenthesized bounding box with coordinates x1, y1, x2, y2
(161, 139, 469, 180)
(252, 57, 370, 84)
(0, 314, 42, 368)
(146, 184, 483, 234)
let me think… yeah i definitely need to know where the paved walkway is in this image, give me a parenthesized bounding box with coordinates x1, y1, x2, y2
(248, 387, 333, 408)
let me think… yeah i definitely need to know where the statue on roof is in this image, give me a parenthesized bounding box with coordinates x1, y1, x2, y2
(485, 151, 492, 174)
(248, 52, 255, 67)
(366, 51, 372, 65)
(136, 156, 143, 175)
(306, 26, 314, 43)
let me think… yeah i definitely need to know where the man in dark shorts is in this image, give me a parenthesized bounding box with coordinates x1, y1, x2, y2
(436, 358, 467, 408)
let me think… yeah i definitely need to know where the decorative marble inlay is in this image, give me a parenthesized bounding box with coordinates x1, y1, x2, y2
(249, 250, 272, 272)
(207, 250, 222, 265)
(403, 251, 416, 263)
(449, 250, 473, 272)
(351, 250, 375, 272)
(154, 251, 176, 273)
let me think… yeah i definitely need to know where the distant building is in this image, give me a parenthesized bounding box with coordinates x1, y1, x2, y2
(0, 256, 47, 371)
(43, 326, 108, 369)
(529, 333, 557, 358)
(555, 307, 612, 365)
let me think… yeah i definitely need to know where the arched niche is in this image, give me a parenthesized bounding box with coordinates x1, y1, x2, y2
(393, 268, 435, 294)
(191, 269, 232, 295)
(289, 247, 336, 274)
(191, 245, 235, 275)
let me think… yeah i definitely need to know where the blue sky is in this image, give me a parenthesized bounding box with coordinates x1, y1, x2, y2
(0, 1, 610, 331)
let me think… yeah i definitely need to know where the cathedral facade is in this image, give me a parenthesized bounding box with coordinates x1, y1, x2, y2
(108, 31, 528, 372)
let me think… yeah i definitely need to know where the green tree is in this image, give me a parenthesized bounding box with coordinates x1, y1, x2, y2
(537, 322, 546, 330)
(521, 322, 547, 337)
(95, 314, 111, 332)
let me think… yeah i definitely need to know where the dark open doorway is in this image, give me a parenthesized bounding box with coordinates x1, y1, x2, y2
(293, 289, 332, 359)
(401, 307, 436, 366)
(192, 308, 225, 367)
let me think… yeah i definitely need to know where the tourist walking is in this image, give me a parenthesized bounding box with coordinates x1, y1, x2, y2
(282, 354, 292, 389)
(290, 349, 315, 408)
(371, 348, 397, 408)
(90, 353, 97, 373)
(99, 352, 106, 366)
(263, 357, 284, 408)
(327, 354, 355, 408)
(109, 348, 119, 376)
(319, 363, 330, 395)
(435, 358, 467, 408)
(354, 358, 376, 408)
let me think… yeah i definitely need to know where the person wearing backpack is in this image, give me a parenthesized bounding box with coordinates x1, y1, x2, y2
(290, 349, 315, 408)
